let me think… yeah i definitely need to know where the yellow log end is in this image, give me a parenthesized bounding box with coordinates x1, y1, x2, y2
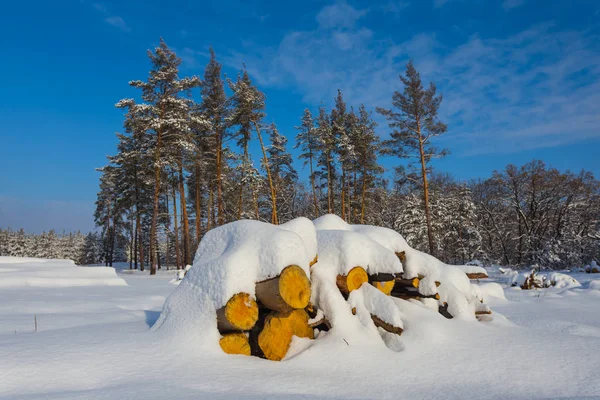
(225, 293, 259, 331)
(346, 266, 368, 292)
(309, 255, 318, 267)
(372, 280, 395, 295)
(219, 333, 251, 356)
(279, 265, 311, 309)
(258, 309, 313, 361)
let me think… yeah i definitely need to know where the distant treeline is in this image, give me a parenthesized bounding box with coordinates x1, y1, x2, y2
(0, 230, 125, 266)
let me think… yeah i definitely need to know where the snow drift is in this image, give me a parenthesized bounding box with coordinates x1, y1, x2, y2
(0, 256, 127, 288)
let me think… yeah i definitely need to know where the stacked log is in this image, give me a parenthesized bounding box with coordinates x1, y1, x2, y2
(390, 275, 440, 301)
(336, 266, 368, 296)
(218, 265, 313, 361)
(369, 273, 397, 296)
(466, 272, 488, 279)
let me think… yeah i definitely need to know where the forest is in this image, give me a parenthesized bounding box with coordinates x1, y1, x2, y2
(2, 39, 598, 271)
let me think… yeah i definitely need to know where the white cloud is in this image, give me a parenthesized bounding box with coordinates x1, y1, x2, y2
(316, 1, 368, 29)
(104, 16, 131, 32)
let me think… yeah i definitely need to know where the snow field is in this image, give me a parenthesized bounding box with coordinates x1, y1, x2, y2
(2, 256, 600, 398)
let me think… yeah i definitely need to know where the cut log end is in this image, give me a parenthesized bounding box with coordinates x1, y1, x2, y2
(309, 255, 318, 267)
(372, 280, 395, 295)
(279, 265, 311, 309)
(337, 266, 368, 295)
(256, 265, 311, 312)
(258, 309, 313, 361)
(219, 333, 251, 356)
(217, 292, 259, 332)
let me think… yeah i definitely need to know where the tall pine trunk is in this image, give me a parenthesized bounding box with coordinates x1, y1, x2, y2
(178, 161, 191, 266)
(149, 105, 164, 275)
(195, 163, 202, 246)
(238, 142, 248, 219)
(327, 154, 333, 214)
(417, 122, 435, 256)
(216, 132, 224, 226)
(172, 183, 181, 270)
(253, 121, 278, 224)
(309, 151, 319, 217)
(360, 166, 368, 224)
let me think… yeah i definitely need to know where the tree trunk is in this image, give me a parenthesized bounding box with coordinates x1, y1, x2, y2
(417, 122, 435, 256)
(309, 150, 319, 218)
(216, 132, 224, 226)
(172, 183, 181, 270)
(149, 108, 163, 275)
(207, 187, 213, 231)
(360, 166, 368, 224)
(195, 162, 202, 246)
(327, 154, 333, 214)
(341, 170, 346, 221)
(253, 120, 278, 224)
(178, 161, 191, 266)
(238, 142, 248, 220)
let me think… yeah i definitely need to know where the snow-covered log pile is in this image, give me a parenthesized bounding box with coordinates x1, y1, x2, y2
(585, 261, 599, 273)
(510, 269, 581, 290)
(154, 214, 493, 361)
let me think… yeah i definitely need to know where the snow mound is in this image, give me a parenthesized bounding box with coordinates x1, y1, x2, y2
(588, 280, 600, 290)
(452, 264, 488, 277)
(315, 229, 402, 277)
(0, 257, 127, 288)
(153, 218, 315, 343)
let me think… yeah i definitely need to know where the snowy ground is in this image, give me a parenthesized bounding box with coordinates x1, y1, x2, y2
(1, 259, 600, 400)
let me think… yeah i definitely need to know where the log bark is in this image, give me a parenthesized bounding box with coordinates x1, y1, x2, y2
(371, 315, 403, 335)
(438, 302, 452, 319)
(253, 309, 313, 361)
(336, 266, 368, 296)
(395, 251, 406, 263)
(466, 272, 488, 279)
(216, 293, 259, 332)
(219, 333, 251, 356)
(369, 273, 398, 281)
(394, 277, 420, 288)
(255, 265, 311, 312)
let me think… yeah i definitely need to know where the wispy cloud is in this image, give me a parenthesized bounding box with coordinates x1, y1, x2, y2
(502, 0, 525, 11)
(315, 1, 368, 29)
(85, 1, 131, 33)
(216, 2, 600, 155)
(104, 16, 131, 32)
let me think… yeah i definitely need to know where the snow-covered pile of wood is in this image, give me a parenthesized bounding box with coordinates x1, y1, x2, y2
(154, 215, 494, 361)
(508, 269, 581, 290)
(585, 261, 599, 273)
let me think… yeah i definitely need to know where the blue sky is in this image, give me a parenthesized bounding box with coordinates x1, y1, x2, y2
(1, 0, 599, 233)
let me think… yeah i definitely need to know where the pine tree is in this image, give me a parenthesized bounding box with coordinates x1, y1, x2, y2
(128, 38, 200, 274)
(377, 61, 448, 256)
(295, 109, 320, 217)
(200, 47, 228, 227)
(314, 106, 336, 214)
(354, 104, 383, 223)
(267, 123, 298, 222)
(228, 69, 278, 223)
